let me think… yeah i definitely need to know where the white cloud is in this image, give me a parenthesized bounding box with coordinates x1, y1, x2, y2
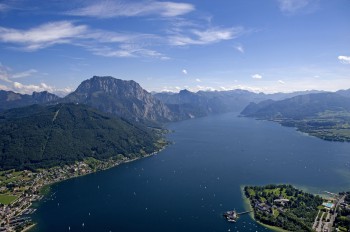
(0, 17, 246, 60)
(169, 27, 245, 46)
(0, 3, 9, 12)
(13, 82, 54, 94)
(12, 69, 38, 78)
(89, 44, 168, 60)
(338, 55, 350, 64)
(277, 0, 312, 13)
(0, 21, 87, 51)
(234, 45, 244, 54)
(0, 63, 38, 82)
(160, 86, 182, 92)
(182, 69, 188, 75)
(67, 1, 194, 18)
(252, 74, 262, 79)
(278, 80, 286, 84)
(0, 63, 72, 95)
(0, 21, 168, 59)
(52, 87, 73, 97)
(8, 81, 72, 95)
(0, 63, 11, 82)
(0, 84, 10, 91)
(192, 85, 216, 92)
(227, 85, 263, 93)
(195, 78, 201, 82)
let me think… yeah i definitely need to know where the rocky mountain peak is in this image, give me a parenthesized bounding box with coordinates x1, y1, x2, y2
(64, 76, 174, 124)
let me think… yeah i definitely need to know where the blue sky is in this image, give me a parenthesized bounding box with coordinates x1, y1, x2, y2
(0, 0, 349, 95)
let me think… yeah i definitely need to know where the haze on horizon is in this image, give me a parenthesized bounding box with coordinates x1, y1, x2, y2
(0, 0, 349, 96)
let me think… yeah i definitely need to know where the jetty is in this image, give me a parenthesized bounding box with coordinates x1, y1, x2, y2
(223, 210, 252, 222)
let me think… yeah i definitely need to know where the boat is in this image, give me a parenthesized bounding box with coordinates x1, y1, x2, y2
(223, 210, 238, 222)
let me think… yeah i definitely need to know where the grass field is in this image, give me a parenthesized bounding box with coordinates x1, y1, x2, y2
(0, 194, 18, 205)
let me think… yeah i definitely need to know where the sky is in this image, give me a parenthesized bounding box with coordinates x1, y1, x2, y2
(0, 0, 349, 96)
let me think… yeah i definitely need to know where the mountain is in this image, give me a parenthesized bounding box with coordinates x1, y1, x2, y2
(241, 92, 350, 142)
(0, 103, 160, 170)
(154, 89, 214, 118)
(63, 76, 174, 125)
(154, 89, 263, 118)
(153, 89, 322, 118)
(336, 89, 350, 98)
(241, 92, 350, 119)
(0, 90, 60, 111)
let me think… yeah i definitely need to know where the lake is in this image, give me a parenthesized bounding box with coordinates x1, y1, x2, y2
(31, 113, 350, 232)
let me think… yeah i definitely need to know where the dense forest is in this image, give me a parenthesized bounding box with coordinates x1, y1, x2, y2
(0, 103, 161, 170)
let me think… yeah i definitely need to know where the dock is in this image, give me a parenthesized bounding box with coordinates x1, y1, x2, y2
(223, 210, 253, 222)
(237, 210, 252, 215)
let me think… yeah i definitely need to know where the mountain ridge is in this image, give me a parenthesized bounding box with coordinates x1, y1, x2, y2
(240, 92, 350, 141)
(0, 90, 60, 111)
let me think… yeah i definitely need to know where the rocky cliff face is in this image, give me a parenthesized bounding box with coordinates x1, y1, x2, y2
(32, 91, 61, 103)
(64, 76, 174, 124)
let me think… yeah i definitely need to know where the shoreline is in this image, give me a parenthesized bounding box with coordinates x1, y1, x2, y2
(40, 144, 168, 193)
(22, 223, 36, 232)
(240, 185, 296, 232)
(15, 143, 170, 232)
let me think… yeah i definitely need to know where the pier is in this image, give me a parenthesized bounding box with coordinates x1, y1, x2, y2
(237, 210, 252, 215)
(223, 210, 253, 222)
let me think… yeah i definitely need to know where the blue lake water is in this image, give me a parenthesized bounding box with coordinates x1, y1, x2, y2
(31, 113, 350, 232)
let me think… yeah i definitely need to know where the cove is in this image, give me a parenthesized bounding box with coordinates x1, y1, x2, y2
(30, 113, 350, 232)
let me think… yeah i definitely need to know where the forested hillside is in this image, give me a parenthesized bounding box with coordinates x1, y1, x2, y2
(0, 103, 160, 170)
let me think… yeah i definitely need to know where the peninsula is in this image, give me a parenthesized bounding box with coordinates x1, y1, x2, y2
(244, 184, 350, 232)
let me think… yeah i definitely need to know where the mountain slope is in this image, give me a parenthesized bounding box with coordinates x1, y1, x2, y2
(0, 103, 160, 170)
(337, 89, 350, 98)
(63, 76, 174, 124)
(241, 92, 350, 142)
(0, 90, 60, 111)
(241, 92, 350, 119)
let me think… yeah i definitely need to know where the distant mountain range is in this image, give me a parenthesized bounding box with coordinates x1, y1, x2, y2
(0, 103, 159, 170)
(240, 91, 350, 141)
(241, 92, 350, 119)
(0, 76, 333, 124)
(154, 88, 325, 118)
(0, 90, 60, 111)
(0, 76, 349, 170)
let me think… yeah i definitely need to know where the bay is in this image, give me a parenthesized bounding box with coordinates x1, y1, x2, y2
(31, 113, 350, 232)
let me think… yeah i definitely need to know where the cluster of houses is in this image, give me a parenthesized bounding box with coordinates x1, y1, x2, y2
(253, 197, 290, 215)
(0, 157, 127, 231)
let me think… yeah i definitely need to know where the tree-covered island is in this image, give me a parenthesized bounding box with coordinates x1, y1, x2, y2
(244, 184, 350, 232)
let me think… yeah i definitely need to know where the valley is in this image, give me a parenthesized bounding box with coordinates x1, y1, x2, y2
(0, 76, 349, 231)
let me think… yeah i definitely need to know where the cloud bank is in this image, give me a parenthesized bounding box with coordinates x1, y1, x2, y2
(67, 0, 195, 18)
